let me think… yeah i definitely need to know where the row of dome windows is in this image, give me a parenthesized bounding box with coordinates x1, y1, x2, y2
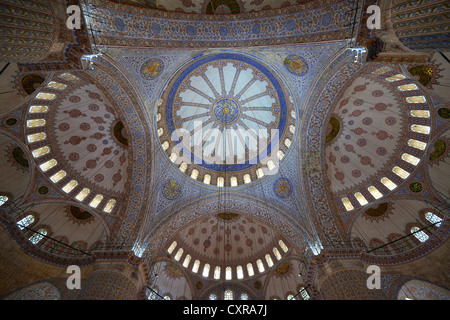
(167, 240, 289, 280)
(26, 74, 116, 213)
(341, 68, 431, 212)
(156, 110, 297, 187)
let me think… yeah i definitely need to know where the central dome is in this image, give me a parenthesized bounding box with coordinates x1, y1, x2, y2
(156, 53, 296, 187)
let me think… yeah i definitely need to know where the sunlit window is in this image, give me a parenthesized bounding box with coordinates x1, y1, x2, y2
(397, 84, 419, 91)
(354, 192, 368, 206)
(225, 266, 232, 280)
(89, 194, 103, 208)
(209, 293, 217, 300)
(167, 241, 177, 254)
(406, 96, 426, 104)
(27, 132, 46, 143)
(182, 254, 191, 268)
(75, 188, 90, 202)
(214, 266, 221, 280)
(39, 159, 57, 172)
(256, 168, 265, 179)
(174, 248, 183, 261)
(247, 263, 254, 277)
(157, 128, 164, 137)
(241, 293, 249, 300)
(203, 174, 211, 185)
(192, 260, 200, 273)
(425, 212, 442, 227)
(28, 105, 49, 113)
(410, 110, 430, 118)
(161, 141, 169, 151)
(191, 169, 199, 180)
(17, 214, 34, 230)
(50, 170, 66, 183)
(371, 66, 391, 75)
(47, 81, 67, 90)
(265, 254, 274, 267)
(385, 74, 406, 82)
(410, 227, 429, 242)
(284, 138, 291, 148)
(243, 174, 251, 184)
(289, 125, 296, 134)
(0, 195, 8, 207)
(381, 177, 397, 191)
(103, 199, 116, 213)
(62, 180, 78, 193)
(267, 160, 276, 171)
(402, 153, 420, 166)
(279, 240, 289, 253)
(408, 139, 427, 150)
(237, 266, 244, 279)
(217, 177, 224, 187)
(273, 247, 282, 260)
(256, 259, 265, 273)
(27, 119, 46, 128)
(179, 162, 187, 173)
(410, 124, 430, 135)
(277, 150, 285, 160)
(32, 146, 50, 158)
(163, 296, 171, 300)
(36, 92, 56, 100)
(169, 152, 177, 163)
(341, 197, 354, 211)
(287, 294, 295, 300)
(59, 73, 79, 81)
(368, 186, 383, 199)
(224, 290, 233, 300)
(291, 110, 296, 119)
(300, 287, 310, 300)
(392, 166, 410, 179)
(202, 264, 210, 278)
(29, 228, 47, 244)
(230, 176, 238, 187)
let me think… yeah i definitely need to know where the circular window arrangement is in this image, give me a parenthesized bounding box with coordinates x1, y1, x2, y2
(156, 52, 296, 187)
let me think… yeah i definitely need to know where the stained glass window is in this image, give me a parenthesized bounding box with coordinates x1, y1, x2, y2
(17, 214, 34, 230)
(27, 132, 46, 143)
(209, 293, 217, 300)
(287, 294, 295, 300)
(174, 248, 183, 261)
(192, 260, 200, 273)
(50, 170, 66, 183)
(385, 74, 406, 82)
(59, 73, 79, 81)
(392, 166, 410, 179)
(32, 146, 50, 158)
(103, 199, 116, 213)
(39, 159, 57, 172)
(397, 84, 419, 91)
(241, 293, 249, 300)
(425, 212, 442, 227)
(89, 194, 103, 208)
(354, 192, 368, 206)
(402, 153, 420, 166)
(27, 119, 46, 128)
(29, 105, 49, 113)
(224, 290, 233, 300)
(341, 197, 354, 211)
(247, 263, 254, 277)
(381, 177, 397, 191)
(408, 139, 427, 150)
(47, 81, 67, 90)
(371, 66, 391, 75)
(214, 266, 221, 280)
(410, 227, 429, 242)
(279, 240, 289, 253)
(36, 92, 56, 100)
(62, 180, 78, 193)
(406, 96, 426, 104)
(163, 296, 171, 300)
(410, 124, 430, 135)
(265, 254, 274, 267)
(182, 254, 191, 268)
(202, 264, 210, 278)
(148, 289, 158, 300)
(256, 259, 265, 273)
(236, 266, 244, 279)
(225, 267, 232, 280)
(368, 186, 383, 199)
(167, 241, 177, 254)
(273, 247, 282, 260)
(29, 228, 47, 244)
(300, 287, 310, 300)
(75, 188, 90, 201)
(410, 110, 430, 118)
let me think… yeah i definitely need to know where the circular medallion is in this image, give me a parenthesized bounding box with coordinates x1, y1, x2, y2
(213, 98, 240, 124)
(162, 179, 181, 200)
(140, 58, 164, 80)
(284, 55, 308, 76)
(273, 178, 293, 198)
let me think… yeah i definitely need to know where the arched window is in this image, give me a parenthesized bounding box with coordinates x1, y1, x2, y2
(0, 195, 8, 207)
(225, 266, 232, 280)
(192, 260, 200, 273)
(265, 254, 274, 267)
(148, 289, 158, 300)
(425, 212, 442, 228)
(287, 294, 295, 300)
(247, 263, 254, 277)
(202, 264, 210, 278)
(167, 241, 177, 254)
(209, 293, 217, 300)
(273, 247, 282, 260)
(182, 254, 191, 268)
(410, 227, 429, 243)
(236, 266, 244, 279)
(214, 266, 221, 280)
(163, 295, 171, 300)
(278, 240, 289, 253)
(174, 248, 183, 261)
(224, 290, 233, 300)
(256, 259, 265, 273)
(29, 228, 47, 244)
(299, 287, 310, 300)
(17, 215, 35, 230)
(240, 293, 249, 300)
